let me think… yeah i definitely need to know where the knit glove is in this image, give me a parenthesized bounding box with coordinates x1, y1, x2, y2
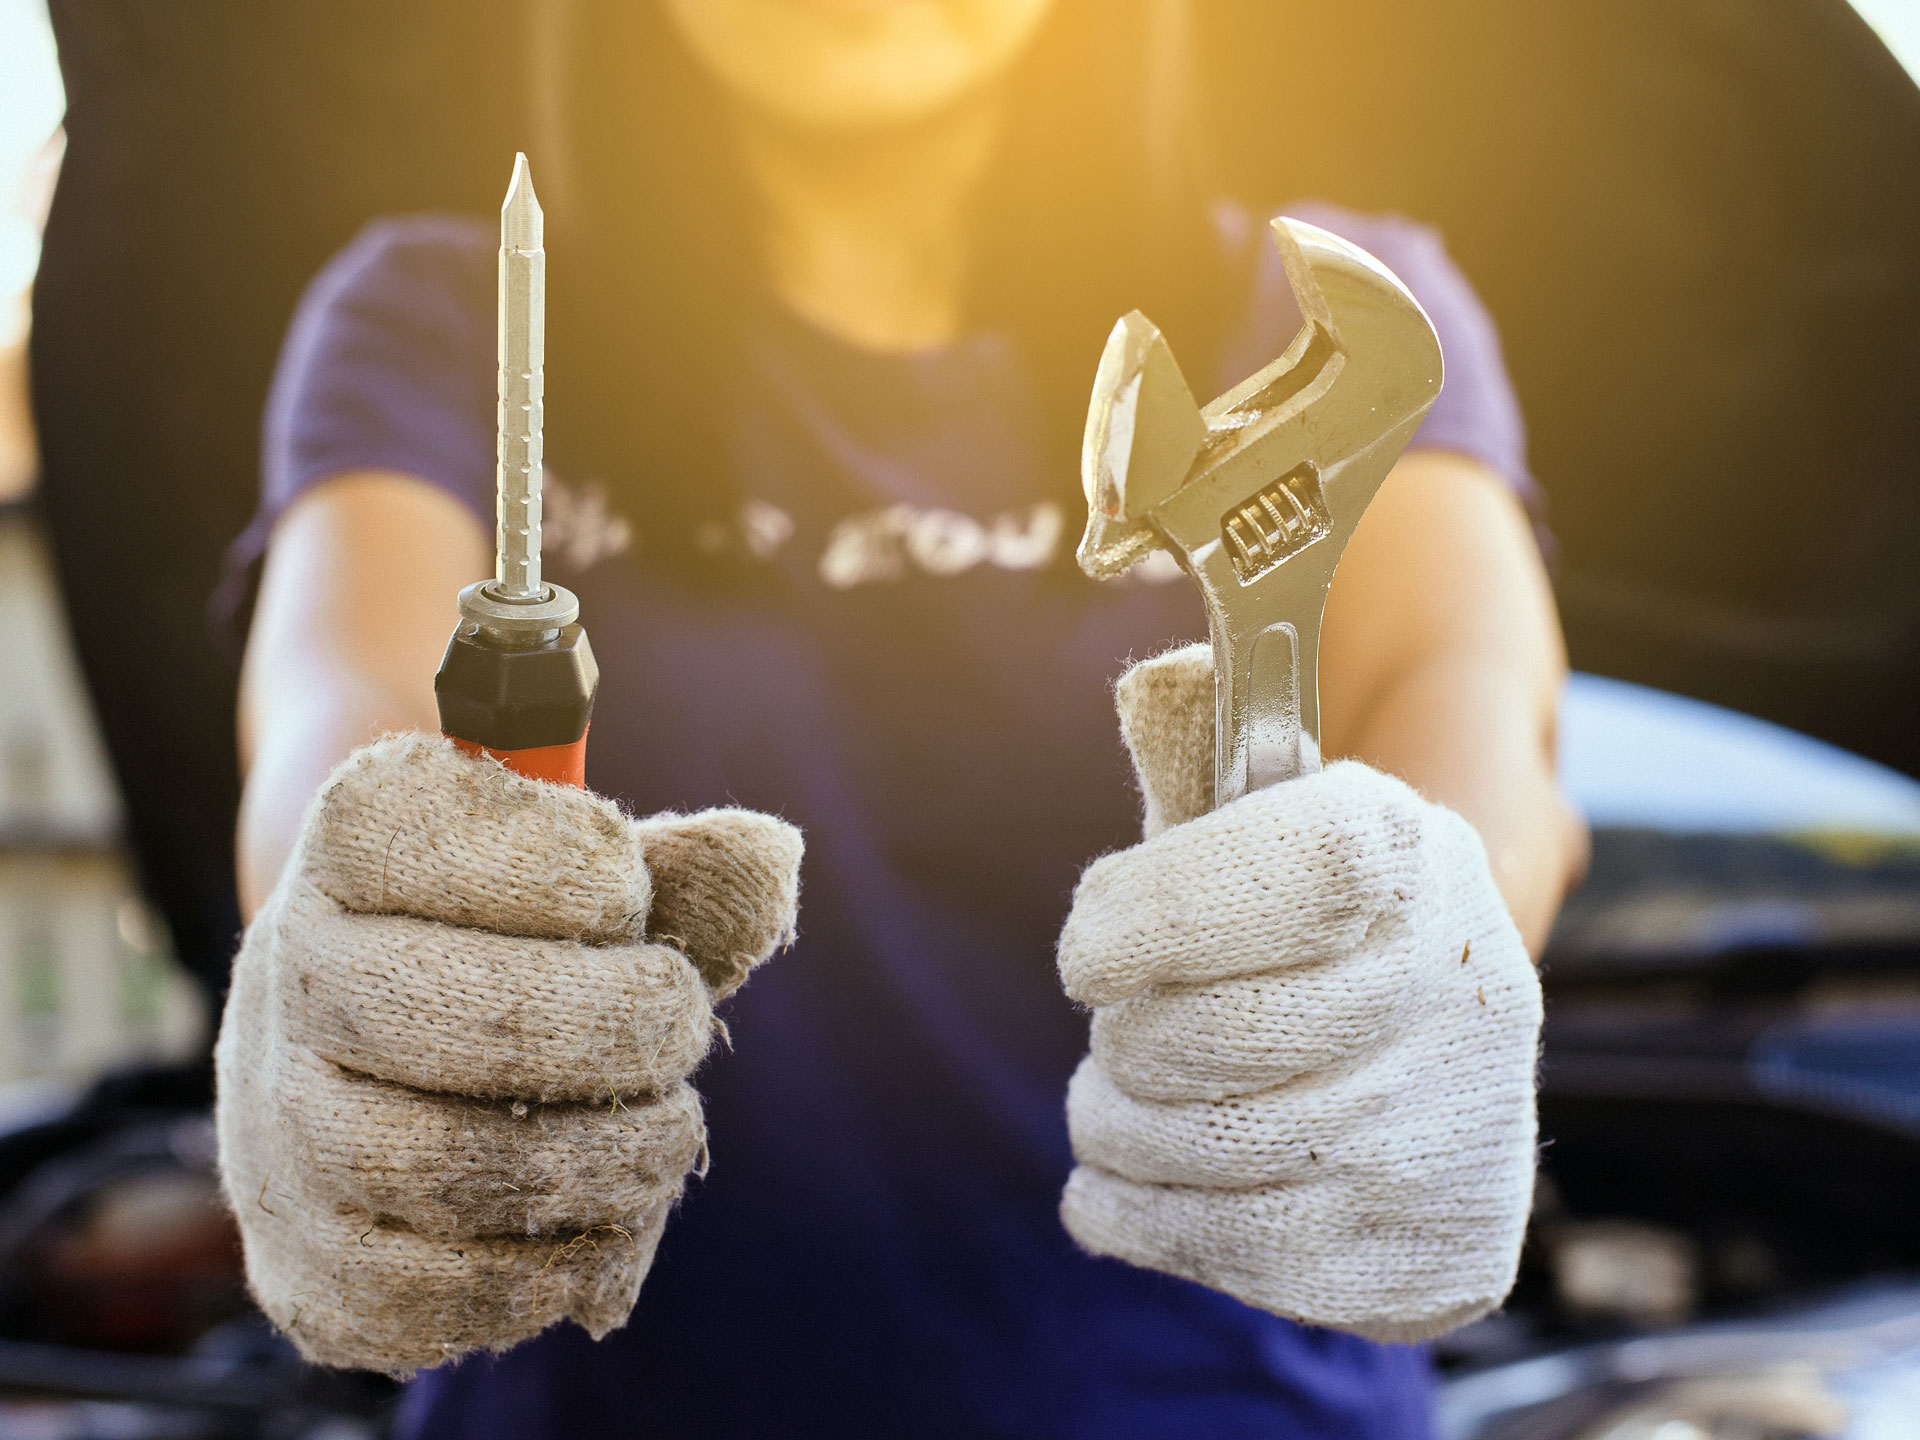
(1057, 644, 1542, 1342)
(214, 733, 802, 1375)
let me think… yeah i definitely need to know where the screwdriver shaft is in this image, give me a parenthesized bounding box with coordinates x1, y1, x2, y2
(438, 152, 594, 789)
(496, 152, 545, 600)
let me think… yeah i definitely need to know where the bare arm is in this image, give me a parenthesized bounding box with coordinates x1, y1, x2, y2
(239, 456, 1583, 948)
(1320, 451, 1587, 954)
(236, 472, 489, 918)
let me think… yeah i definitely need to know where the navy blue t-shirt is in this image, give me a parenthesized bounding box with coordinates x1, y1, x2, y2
(241, 200, 1533, 1440)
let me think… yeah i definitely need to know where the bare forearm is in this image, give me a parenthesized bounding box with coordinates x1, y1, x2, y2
(1345, 653, 1583, 954)
(236, 473, 488, 918)
(1320, 452, 1586, 955)
(237, 669, 438, 917)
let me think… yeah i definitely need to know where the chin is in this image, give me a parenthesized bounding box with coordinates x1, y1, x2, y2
(669, 0, 1052, 133)
(767, 70, 978, 131)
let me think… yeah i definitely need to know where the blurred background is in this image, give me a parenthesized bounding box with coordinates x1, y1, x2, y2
(0, 0, 205, 1121)
(1, 1, 1919, 1437)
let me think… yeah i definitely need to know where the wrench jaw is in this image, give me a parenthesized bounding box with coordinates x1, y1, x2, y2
(1077, 311, 1207, 581)
(1076, 218, 1444, 812)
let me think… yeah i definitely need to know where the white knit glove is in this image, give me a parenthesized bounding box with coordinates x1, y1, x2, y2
(214, 734, 802, 1375)
(1057, 644, 1542, 1342)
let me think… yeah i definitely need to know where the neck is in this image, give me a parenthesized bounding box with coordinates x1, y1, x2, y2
(733, 98, 1001, 354)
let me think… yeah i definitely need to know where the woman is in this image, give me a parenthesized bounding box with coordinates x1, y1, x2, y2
(221, 0, 1583, 1434)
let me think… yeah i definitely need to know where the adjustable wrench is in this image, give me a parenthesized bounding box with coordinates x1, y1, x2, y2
(1078, 218, 1443, 808)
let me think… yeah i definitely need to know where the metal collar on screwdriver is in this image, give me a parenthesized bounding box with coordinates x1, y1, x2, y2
(457, 579, 579, 641)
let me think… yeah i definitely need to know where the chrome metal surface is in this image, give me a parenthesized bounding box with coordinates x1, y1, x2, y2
(1078, 219, 1443, 808)
(454, 579, 578, 638)
(459, 154, 569, 641)
(493, 151, 545, 602)
(1437, 1281, 1920, 1440)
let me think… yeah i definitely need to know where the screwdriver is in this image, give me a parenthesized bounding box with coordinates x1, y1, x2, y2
(434, 153, 598, 788)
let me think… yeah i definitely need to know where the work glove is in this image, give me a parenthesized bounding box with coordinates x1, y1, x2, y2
(215, 733, 802, 1375)
(1057, 644, 1542, 1342)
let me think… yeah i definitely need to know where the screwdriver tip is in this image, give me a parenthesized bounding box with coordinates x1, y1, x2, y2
(502, 152, 543, 250)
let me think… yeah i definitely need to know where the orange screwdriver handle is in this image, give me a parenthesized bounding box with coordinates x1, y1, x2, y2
(434, 620, 598, 792)
(449, 730, 589, 789)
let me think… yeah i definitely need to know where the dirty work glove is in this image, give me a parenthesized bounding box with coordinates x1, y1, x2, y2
(215, 734, 802, 1375)
(1057, 643, 1542, 1342)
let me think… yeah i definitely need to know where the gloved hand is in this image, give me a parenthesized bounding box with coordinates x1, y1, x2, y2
(1057, 644, 1542, 1342)
(215, 733, 802, 1375)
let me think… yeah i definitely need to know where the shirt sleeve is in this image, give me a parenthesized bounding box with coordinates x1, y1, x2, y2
(212, 214, 497, 643)
(1210, 198, 1543, 528)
